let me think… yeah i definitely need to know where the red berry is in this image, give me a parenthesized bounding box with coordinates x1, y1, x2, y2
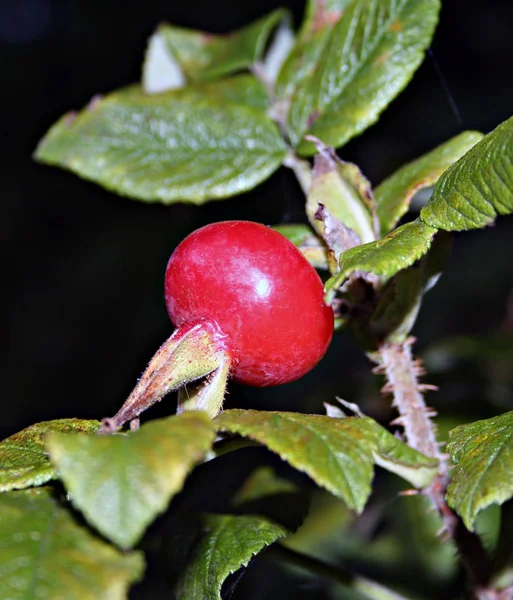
(164, 221, 334, 386)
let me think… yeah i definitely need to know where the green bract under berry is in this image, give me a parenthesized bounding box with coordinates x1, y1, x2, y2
(100, 221, 333, 431)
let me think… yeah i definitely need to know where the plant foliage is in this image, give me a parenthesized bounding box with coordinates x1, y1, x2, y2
(11, 0, 513, 597)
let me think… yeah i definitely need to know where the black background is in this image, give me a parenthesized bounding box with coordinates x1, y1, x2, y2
(3, 0, 513, 440)
(3, 1, 513, 598)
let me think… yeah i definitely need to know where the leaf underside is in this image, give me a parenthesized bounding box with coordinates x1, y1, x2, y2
(155, 9, 289, 82)
(375, 131, 484, 234)
(215, 409, 437, 513)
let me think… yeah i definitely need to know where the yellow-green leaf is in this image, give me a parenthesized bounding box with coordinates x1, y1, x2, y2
(325, 219, 437, 302)
(376, 131, 483, 234)
(215, 410, 437, 513)
(0, 488, 144, 600)
(421, 116, 513, 230)
(0, 419, 100, 492)
(146, 9, 289, 84)
(282, 0, 440, 153)
(46, 412, 215, 549)
(447, 411, 513, 531)
(35, 78, 287, 205)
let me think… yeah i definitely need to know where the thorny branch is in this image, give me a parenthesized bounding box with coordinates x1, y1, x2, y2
(284, 146, 499, 598)
(375, 337, 495, 597)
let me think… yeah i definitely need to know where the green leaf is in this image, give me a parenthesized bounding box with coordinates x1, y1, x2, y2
(46, 411, 215, 549)
(175, 513, 287, 600)
(281, 0, 440, 152)
(376, 131, 483, 234)
(325, 219, 437, 302)
(307, 148, 377, 245)
(446, 411, 513, 531)
(370, 264, 425, 344)
(369, 230, 452, 343)
(147, 9, 288, 84)
(282, 489, 355, 554)
(0, 488, 144, 600)
(370, 419, 438, 488)
(421, 116, 513, 230)
(232, 466, 299, 507)
(0, 419, 100, 492)
(273, 223, 329, 270)
(276, 0, 355, 101)
(215, 410, 437, 512)
(35, 78, 287, 204)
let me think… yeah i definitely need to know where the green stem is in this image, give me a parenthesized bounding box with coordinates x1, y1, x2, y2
(266, 544, 413, 600)
(283, 151, 312, 197)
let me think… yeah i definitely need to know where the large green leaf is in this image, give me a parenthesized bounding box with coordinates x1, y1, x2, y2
(446, 411, 513, 531)
(376, 132, 483, 234)
(421, 116, 513, 230)
(146, 9, 288, 84)
(215, 410, 437, 513)
(276, 0, 354, 100)
(46, 412, 215, 549)
(0, 488, 144, 600)
(175, 513, 287, 599)
(325, 219, 437, 302)
(35, 78, 287, 204)
(280, 0, 440, 152)
(0, 419, 100, 492)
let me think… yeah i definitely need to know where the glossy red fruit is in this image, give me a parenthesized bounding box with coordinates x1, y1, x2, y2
(164, 221, 334, 386)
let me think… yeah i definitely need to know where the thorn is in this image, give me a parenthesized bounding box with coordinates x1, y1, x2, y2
(390, 416, 405, 426)
(418, 384, 439, 392)
(436, 526, 451, 542)
(424, 410, 438, 418)
(372, 365, 386, 375)
(399, 489, 420, 496)
(381, 383, 394, 394)
(412, 361, 426, 376)
(335, 397, 365, 417)
(86, 94, 103, 111)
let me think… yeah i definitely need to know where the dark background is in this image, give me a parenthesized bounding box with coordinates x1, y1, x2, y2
(3, 1, 513, 444)
(2, 1, 513, 598)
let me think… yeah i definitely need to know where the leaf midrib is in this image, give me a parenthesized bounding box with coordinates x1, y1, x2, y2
(313, 0, 408, 125)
